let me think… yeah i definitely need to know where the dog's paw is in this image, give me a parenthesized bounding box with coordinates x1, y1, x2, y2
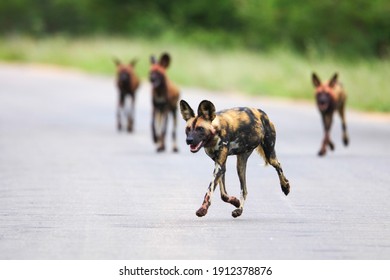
(157, 146, 165, 152)
(229, 197, 241, 208)
(232, 208, 243, 218)
(281, 182, 290, 196)
(127, 121, 133, 133)
(318, 149, 326, 156)
(196, 207, 208, 217)
(222, 195, 240, 208)
(343, 136, 349, 146)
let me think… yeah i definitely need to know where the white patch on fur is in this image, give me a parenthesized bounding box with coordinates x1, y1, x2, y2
(229, 140, 240, 151)
(118, 107, 127, 126)
(213, 163, 222, 176)
(155, 111, 167, 137)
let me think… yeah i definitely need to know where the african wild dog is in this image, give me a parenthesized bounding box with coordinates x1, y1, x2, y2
(180, 100, 290, 218)
(114, 58, 140, 132)
(150, 52, 180, 152)
(312, 72, 349, 156)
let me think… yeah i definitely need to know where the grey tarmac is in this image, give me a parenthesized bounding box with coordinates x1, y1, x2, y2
(0, 64, 389, 259)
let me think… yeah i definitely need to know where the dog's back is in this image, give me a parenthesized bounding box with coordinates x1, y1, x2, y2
(214, 107, 264, 139)
(212, 107, 275, 161)
(333, 81, 347, 109)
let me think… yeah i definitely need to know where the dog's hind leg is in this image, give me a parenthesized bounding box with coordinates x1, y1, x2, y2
(231, 151, 252, 218)
(259, 119, 290, 195)
(171, 108, 179, 152)
(267, 152, 290, 196)
(338, 101, 349, 146)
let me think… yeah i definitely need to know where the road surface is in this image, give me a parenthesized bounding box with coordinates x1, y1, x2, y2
(0, 64, 389, 259)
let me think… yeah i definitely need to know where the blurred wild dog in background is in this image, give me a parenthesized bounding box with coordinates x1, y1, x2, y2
(150, 52, 180, 152)
(114, 58, 140, 132)
(312, 73, 349, 156)
(180, 100, 290, 218)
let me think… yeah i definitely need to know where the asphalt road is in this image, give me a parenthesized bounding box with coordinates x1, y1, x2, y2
(0, 64, 389, 260)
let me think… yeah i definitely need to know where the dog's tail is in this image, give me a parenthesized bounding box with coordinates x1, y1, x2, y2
(256, 145, 269, 166)
(256, 112, 276, 166)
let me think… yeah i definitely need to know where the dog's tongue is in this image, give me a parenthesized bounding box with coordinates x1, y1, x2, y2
(190, 141, 203, 152)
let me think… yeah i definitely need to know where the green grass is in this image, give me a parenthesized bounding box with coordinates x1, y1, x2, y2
(1, 35, 389, 112)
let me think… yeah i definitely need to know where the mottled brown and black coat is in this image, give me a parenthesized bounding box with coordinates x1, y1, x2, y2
(114, 58, 140, 132)
(312, 72, 349, 156)
(180, 100, 290, 218)
(150, 53, 180, 152)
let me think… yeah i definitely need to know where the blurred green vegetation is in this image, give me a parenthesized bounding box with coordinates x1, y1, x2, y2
(0, 0, 389, 57)
(0, 1, 389, 112)
(1, 36, 389, 112)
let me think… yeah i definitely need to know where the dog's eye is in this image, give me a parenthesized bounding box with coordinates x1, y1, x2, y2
(196, 127, 205, 132)
(185, 127, 190, 133)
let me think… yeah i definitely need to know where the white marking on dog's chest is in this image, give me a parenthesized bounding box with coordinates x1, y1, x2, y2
(212, 138, 224, 150)
(205, 138, 222, 158)
(228, 140, 240, 151)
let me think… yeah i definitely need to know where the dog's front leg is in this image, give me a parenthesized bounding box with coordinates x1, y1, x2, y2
(117, 94, 125, 131)
(196, 148, 228, 217)
(196, 162, 225, 217)
(127, 94, 135, 132)
(219, 174, 240, 209)
(319, 113, 334, 156)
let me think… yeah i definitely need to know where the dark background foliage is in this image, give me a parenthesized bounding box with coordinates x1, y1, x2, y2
(0, 0, 389, 57)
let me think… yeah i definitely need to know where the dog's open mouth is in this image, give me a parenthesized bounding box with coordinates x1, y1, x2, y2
(318, 103, 328, 112)
(189, 141, 204, 153)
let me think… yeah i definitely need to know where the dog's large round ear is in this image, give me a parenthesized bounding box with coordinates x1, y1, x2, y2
(329, 72, 338, 88)
(130, 58, 138, 67)
(198, 100, 216, 121)
(312, 72, 321, 88)
(150, 55, 157, 65)
(180, 100, 195, 121)
(159, 53, 171, 69)
(113, 57, 121, 66)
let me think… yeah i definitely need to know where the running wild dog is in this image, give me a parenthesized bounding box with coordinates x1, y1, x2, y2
(114, 58, 140, 132)
(312, 73, 349, 156)
(180, 100, 291, 218)
(150, 53, 180, 152)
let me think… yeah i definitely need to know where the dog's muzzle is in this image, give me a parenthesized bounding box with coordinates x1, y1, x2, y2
(186, 136, 204, 153)
(186, 137, 194, 145)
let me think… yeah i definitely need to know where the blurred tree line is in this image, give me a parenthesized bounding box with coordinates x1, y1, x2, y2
(0, 0, 389, 57)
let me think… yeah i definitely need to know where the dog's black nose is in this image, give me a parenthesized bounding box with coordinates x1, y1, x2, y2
(186, 137, 194, 145)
